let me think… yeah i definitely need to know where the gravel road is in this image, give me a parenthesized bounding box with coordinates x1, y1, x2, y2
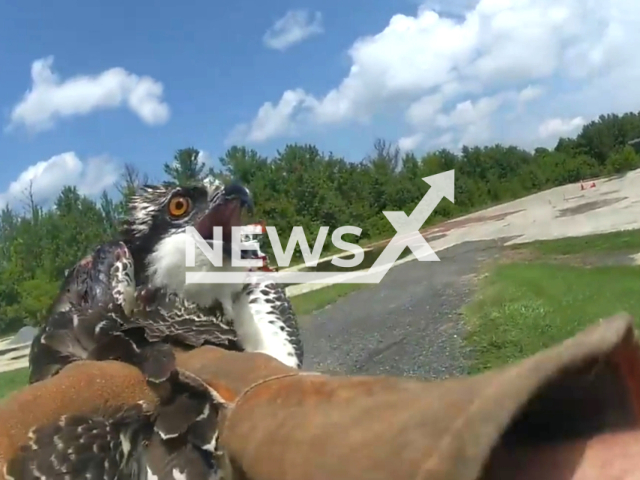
(300, 239, 509, 379)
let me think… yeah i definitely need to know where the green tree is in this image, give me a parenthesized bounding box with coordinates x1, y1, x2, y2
(3, 110, 640, 332)
(163, 147, 214, 185)
(605, 146, 640, 174)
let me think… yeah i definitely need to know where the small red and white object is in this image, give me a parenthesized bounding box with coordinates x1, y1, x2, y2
(580, 181, 597, 191)
(242, 221, 275, 272)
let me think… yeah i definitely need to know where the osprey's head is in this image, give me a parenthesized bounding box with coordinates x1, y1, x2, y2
(121, 177, 254, 306)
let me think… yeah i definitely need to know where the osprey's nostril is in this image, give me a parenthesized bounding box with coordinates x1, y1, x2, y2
(223, 183, 254, 213)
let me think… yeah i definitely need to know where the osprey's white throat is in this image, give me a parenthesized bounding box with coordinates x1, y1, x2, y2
(146, 230, 301, 369)
(146, 230, 246, 314)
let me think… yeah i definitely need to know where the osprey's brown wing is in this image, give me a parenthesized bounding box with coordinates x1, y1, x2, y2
(29, 241, 136, 384)
(48, 240, 135, 315)
(4, 361, 227, 480)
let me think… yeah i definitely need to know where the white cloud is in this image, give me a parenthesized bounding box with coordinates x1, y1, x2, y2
(197, 150, 213, 166)
(0, 152, 121, 209)
(421, 0, 480, 19)
(518, 85, 545, 104)
(406, 93, 446, 129)
(435, 93, 505, 128)
(226, 89, 313, 144)
(436, 94, 509, 146)
(398, 133, 424, 152)
(232, 0, 640, 150)
(538, 116, 586, 139)
(8, 56, 170, 133)
(432, 132, 456, 149)
(263, 10, 324, 51)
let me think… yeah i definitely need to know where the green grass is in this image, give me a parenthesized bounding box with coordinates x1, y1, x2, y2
(285, 243, 414, 314)
(0, 368, 29, 400)
(511, 228, 640, 256)
(290, 283, 368, 316)
(465, 229, 640, 374)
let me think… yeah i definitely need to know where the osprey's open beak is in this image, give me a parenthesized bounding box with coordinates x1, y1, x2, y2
(223, 183, 254, 214)
(195, 182, 254, 243)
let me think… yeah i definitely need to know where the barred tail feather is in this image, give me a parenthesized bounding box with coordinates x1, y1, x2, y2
(4, 404, 152, 480)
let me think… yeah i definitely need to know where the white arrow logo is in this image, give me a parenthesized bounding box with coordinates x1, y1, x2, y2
(185, 169, 455, 285)
(362, 169, 455, 282)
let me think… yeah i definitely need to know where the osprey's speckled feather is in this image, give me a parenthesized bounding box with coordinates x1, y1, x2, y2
(131, 286, 240, 350)
(4, 403, 152, 480)
(28, 241, 136, 384)
(4, 368, 228, 480)
(236, 280, 304, 369)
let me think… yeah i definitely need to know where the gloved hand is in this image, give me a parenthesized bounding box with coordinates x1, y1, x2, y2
(2, 313, 640, 480)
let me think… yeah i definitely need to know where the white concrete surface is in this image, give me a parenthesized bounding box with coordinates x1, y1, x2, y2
(426, 170, 640, 251)
(3, 171, 640, 373)
(0, 342, 30, 373)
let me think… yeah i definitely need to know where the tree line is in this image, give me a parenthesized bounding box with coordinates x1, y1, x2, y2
(2, 113, 640, 332)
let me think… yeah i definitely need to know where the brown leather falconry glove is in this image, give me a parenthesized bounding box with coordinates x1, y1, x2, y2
(2, 313, 640, 480)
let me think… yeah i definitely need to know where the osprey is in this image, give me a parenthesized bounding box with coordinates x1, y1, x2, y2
(25, 179, 304, 480)
(29, 178, 303, 385)
(121, 179, 302, 368)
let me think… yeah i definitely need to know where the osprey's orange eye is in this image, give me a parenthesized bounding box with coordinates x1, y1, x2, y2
(168, 195, 191, 218)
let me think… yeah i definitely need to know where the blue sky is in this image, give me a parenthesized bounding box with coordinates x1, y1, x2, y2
(1, 0, 638, 208)
(0, 0, 419, 206)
